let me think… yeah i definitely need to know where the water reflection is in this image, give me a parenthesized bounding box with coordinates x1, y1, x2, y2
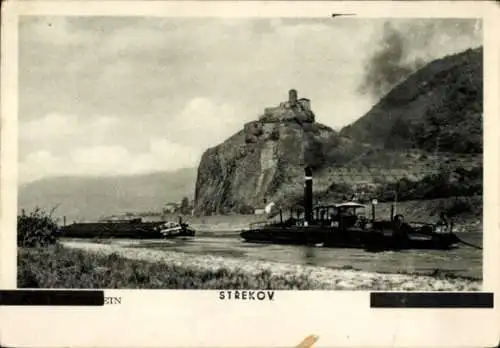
(125, 231, 482, 279)
(302, 246, 318, 265)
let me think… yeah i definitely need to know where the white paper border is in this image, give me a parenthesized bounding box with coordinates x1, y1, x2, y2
(1, 1, 499, 347)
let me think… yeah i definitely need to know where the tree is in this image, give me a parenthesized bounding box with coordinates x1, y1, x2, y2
(384, 117, 413, 149)
(180, 197, 191, 215)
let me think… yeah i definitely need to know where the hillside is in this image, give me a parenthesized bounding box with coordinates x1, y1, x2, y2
(340, 47, 483, 154)
(18, 168, 197, 222)
(280, 47, 483, 208)
(194, 47, 483, 215)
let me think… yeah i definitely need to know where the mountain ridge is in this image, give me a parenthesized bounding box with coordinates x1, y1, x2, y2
(18, 167, 197, 222)
(340, 46, 483, 153)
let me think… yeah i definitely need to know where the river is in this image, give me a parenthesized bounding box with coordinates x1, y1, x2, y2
(67, 230, 482, 279)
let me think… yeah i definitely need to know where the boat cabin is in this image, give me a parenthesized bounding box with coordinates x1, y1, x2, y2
(312, 202, 367, 228)
(281, 201, 368, 229)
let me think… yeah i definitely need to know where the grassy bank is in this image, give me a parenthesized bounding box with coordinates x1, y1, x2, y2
(18, 245, 319, 289)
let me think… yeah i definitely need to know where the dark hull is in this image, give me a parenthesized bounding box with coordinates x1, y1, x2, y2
(240, 226, 459, 251)
(59, 222, 195, 239)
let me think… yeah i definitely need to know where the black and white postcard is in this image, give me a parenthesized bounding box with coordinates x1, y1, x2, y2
(1, 1, 499, 347)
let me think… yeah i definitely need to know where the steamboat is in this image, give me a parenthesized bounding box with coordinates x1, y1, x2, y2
(240, 167, 464, 251)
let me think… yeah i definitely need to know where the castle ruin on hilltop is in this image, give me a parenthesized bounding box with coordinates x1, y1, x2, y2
(259, 89, 315, 123)
(243, 89, 317, 144)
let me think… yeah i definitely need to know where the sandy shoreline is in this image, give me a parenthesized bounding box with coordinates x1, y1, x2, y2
(61, 241, 481, 291)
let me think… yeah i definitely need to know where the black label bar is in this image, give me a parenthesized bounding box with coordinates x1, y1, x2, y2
(0, 290, 104, 306)
(371, 292, 494, 308)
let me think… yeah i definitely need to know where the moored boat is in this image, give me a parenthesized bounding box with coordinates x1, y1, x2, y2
(240, 167, 463, 251)
(59, 216, 196, 239)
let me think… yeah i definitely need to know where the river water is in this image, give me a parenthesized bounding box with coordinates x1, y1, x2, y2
(85, 230, 482, 279)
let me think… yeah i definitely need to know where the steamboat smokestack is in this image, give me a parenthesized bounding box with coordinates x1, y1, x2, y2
(304, 166, 313, 224)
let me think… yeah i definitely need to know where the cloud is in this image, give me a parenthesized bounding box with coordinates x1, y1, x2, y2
(21, 150, 63, 182)
(72, 145, 129, 169)
(20, 17, 94, 47)
(20, 139, 200, 183)
(19, 17, 483, 182)
(70, 140, 198, 175)
(132, 138, 200, 173)
(168, 97, 250, 149)
(18, 97, 245, 183)
(19, 113, 120, 159)
(20, 112, 79, 140)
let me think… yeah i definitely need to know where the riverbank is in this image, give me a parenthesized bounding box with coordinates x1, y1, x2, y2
(18, 241, 481, 291)
(18, 244, 316, 289)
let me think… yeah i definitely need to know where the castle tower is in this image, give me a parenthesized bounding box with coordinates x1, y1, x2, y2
(298, 98, 311, 111)
(288, 89, 298, 106)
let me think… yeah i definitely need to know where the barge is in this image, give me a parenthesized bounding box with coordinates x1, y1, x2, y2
(59, 216, 196, 239)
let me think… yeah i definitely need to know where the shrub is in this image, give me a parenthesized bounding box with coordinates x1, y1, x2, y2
(446, 197, 474, 216)
(245, 134, 257, 144)
(371, 166, 482, 202)
(239, 204, 255, 215)
(252, 123, 264, 137)
(269, 129, 280, 141)
(18, 207, 59, 247)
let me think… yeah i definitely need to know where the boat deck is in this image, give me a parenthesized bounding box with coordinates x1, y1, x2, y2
(240, 224, 458, 251)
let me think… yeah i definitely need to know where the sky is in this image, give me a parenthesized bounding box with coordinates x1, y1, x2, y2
(19, 16, 482, 184)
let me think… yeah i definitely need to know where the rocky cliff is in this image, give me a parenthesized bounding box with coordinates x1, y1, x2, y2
(194, 90, 340, 214)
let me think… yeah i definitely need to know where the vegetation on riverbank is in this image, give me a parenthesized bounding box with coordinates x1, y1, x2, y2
(17, 207, 59, 247)
(315, 167, 482, 217)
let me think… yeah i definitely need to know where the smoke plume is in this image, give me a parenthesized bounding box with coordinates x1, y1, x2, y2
(357, 22, 424, 99)
(358, 19, 482, 99)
